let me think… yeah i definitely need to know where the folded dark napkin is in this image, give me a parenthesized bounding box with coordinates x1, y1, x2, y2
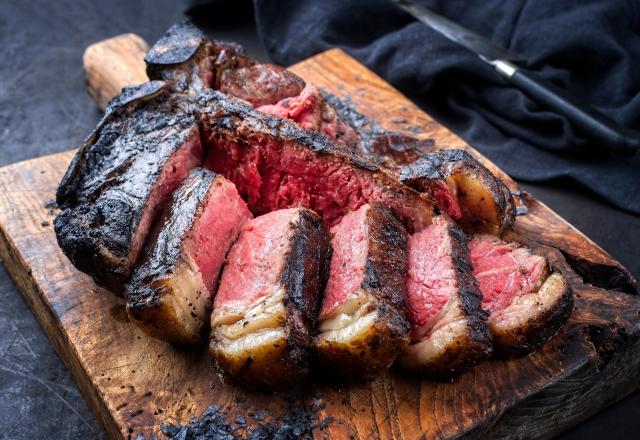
(192, 0, 640, 215)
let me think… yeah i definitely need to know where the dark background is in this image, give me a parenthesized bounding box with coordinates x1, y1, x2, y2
(0, 1, 638, 438)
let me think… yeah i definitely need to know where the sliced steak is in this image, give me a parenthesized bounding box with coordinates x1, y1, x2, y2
(54, 82, 203, 293)
(315, 203, 410, 380)
(220, 64, 306, 106)
(200, 90, 434, 232)
(126, 169, 252, 344)
(397, 216, 492, 378)
(401, 149, 516, 235)
(210, 208, 331, 388)
(256, 85, 361, 149)
(469, 235, 573, 355)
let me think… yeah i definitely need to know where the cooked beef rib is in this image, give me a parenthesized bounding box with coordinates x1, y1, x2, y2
(470, 235, 573, 355)
(210, 208, 331, 388)
(54, 82, 203, 293)
(126, 168, 252, 344)
(315, 203, 410, 380)
(397, 216, 492, 378)
(401, 149, 516, 235)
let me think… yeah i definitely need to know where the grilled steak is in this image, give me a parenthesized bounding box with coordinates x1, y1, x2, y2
(401, 149, 516, 235)
(54, 82, 203, 293)
(210, 208, 331, 388)
(126, 169, 252, 344)
(469, 235, 573, 356)
(200, 90, 434, 232)
(315, 203, 410, 380)
(220, 64, 306, 107)
(145, 21, 254, 92)
(397, 216, 492, 378)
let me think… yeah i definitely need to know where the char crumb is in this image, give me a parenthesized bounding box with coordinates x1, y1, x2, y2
(160, 392, 334, 439)
(43, 199, 57, 209)
(40, 220, 50, 227)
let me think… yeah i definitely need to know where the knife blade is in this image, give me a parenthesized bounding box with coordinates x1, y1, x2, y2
(392, 0, 640, 156)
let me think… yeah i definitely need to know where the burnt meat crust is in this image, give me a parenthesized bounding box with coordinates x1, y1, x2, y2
(125, 168, 216, 344)
(315, 203, 411, 381)
(210, 209, 331, 389)
(400, 149, 516, 235)
(54, 83, 201, 293)
(146, 21, 253, 92)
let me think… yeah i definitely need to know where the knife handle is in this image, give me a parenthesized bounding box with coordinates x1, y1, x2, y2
(494, 60, 640, 156)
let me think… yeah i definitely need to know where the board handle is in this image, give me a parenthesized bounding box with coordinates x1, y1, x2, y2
(83, 33, 149, 109)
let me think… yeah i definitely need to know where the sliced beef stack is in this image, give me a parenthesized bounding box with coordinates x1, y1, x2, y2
(401, 149, 516, 235)
(469, 235, 573, 355)
(397, 216, 492, 378)
(53, 21, 576, 386)
(315, 203, 410, 380)
(126, 169, 252, 344)
(210, 208, 331, 388)
(54, 82, 202, 293)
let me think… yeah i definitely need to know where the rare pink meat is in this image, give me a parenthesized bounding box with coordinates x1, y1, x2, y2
(203, 137, 431, 232)
(320, 204, 369, 317)
(405, 217, 457, 336)
(131, 128, 203, 263)
(469, 235, 547, 314)
(187, 177, 253, 292)
(257, 85, 360, 147)
(214, 208, 299, 309)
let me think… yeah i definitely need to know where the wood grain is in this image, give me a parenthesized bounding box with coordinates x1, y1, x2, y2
(84, 33, 149, 109)
(0, 36, 639, 440)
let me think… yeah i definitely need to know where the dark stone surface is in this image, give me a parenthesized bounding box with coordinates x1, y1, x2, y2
(0, 0, 637, 438)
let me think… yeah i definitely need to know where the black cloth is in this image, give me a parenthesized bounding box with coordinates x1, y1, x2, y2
(246, 0, 640, 215)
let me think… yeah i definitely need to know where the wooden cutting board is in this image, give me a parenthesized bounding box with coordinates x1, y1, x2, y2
(1, 34, 639, 440)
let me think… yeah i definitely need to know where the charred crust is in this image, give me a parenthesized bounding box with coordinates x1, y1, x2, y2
(400, 149, 515, 234)
(362, 203, 409, 311)
(282, 209, 332, 333)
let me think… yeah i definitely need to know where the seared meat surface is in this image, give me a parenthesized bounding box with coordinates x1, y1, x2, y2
(220, 64, 306, 106)
(398, 216, 492, 378)
(470, 235, 573, 356)
(315, 203, 410, 380)
(54, 82, 202, 293)
(126, 169, 252, 344)
(401, 149, 516, 235)
(210, 208, 331, 388)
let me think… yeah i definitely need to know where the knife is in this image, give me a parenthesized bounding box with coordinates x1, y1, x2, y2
(392, 0, 640, 156)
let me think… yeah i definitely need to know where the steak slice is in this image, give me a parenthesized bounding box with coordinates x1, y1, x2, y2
(210, 208, 331, 388)
(315, 203, 410, 380)
(54, 82, 203, 293)
(470, 235, 573, 355)
(401, 149, 516, 235)
(397, 216, 492, 378)
(200, 90, 434, 232)
(220, 64, 306, 107)
(126, 169, 252, 344)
